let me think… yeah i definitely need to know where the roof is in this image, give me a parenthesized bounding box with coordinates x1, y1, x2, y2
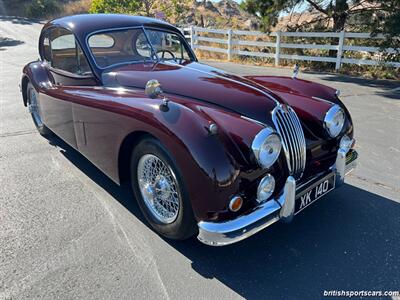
(44, 14, 181, 38)
(40, 14, 185, 80)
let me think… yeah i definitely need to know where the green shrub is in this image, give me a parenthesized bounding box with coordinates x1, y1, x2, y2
(26, 0, 61, 18)
(89, 0, 140, 14)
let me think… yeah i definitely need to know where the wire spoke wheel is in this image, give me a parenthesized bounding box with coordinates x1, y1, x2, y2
(137, 154, 181, 224)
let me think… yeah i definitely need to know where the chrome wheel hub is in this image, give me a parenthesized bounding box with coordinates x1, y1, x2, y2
(137, 154, 180, 224)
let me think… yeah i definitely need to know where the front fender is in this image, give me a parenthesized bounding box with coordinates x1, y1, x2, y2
(87, 90, 265, 221)
(134, 101, 265, 221)
(246, 75, 353, 139)
(246, 75, 338, 100)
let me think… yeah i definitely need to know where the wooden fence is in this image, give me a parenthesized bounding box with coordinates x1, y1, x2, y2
(181, 26, 400, 70)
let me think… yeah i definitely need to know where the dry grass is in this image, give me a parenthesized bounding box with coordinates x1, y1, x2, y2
(193, 30, 400, 81)
(195, 49, 400, 80)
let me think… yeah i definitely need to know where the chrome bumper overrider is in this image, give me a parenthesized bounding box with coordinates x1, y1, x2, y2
(197, 141, 357, 246)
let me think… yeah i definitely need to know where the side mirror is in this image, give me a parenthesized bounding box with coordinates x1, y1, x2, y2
(145, 79, 163, 99)
(145, 79, 170, 112)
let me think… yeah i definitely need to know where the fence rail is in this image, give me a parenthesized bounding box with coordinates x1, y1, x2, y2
(181, 27, 400, 69)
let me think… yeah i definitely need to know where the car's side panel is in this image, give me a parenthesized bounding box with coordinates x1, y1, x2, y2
(23, 63, 75, 147)
(22, 63, 78, 148)
(48, 85, 266, 221)
(40, 89, 77, 148)
(23, 62, 268, 220)
(40, 71, 98, 148)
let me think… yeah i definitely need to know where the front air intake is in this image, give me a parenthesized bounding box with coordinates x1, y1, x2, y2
(272, 105, 306, 180)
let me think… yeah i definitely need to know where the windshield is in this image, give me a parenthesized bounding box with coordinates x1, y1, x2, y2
(87, 28, 194, 69)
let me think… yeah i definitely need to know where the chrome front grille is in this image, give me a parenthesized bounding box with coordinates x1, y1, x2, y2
(272, 105, 306, 179)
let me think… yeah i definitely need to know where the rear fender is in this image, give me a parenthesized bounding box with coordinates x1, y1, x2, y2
(22, 61, 52, 93)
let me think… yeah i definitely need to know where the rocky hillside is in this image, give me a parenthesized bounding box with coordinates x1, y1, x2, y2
(1, 0, 259, 30)
(174, 0, 259, 30)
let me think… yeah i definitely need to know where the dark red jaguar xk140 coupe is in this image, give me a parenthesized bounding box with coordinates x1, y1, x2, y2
(21, 14, 357, 246)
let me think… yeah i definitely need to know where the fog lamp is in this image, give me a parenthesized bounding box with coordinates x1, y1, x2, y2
(257, 174, 275, 203)
(340, 135, 355, 151)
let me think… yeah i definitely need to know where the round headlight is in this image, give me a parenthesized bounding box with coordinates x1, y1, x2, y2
(324, 105, 345, 138)
(257, 174, 275, 202)
(251, 128, 282, 169)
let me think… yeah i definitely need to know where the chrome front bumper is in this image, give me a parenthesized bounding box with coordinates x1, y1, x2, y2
(197, 143, 357, 246)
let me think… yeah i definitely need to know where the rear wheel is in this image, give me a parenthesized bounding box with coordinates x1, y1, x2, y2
(130, 137, 197, 240)
(27, 82, 51, 136)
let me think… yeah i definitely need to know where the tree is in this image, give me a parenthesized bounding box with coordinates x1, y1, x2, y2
(241, 0, 400, 33)
(157, 0, 192, 22)
(348, 1, 400, 52)
(242, 0, 400, 58)
(89, 0, 156, 16)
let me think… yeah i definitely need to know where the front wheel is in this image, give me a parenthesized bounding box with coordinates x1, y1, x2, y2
(130, 137, 197, 240)
(26, 82, 51, 136)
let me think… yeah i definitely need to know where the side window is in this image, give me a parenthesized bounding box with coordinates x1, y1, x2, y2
(146, 30, 191, 61)
(48, 27, 92, 76)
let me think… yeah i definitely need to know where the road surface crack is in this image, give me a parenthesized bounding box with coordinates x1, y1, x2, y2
(0, 130, 36, 138)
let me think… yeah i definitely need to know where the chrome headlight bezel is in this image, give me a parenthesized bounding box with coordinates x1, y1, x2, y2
(324, 105, 345, 138)
(257, 173, 275, 202)
(251, 127, 282, 169)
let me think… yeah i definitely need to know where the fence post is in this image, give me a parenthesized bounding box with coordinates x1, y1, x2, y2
(227, 29, 233, 61)
(275, 31, 281, 67)
(335, 30, 345, 70)
(190, 26, 195, 50)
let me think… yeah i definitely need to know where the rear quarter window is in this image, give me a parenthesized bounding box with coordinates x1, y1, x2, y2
(88, 34, 114, 48)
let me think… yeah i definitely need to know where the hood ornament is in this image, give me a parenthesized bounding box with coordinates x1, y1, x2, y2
(292, 64, 300, 79)
(280, 104, 289, 113)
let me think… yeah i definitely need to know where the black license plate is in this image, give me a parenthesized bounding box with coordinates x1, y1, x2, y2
(295, 173, 335, 214)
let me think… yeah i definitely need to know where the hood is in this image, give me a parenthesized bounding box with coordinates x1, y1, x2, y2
(102, 61, 344, 140)
(103, 61, 282, 125)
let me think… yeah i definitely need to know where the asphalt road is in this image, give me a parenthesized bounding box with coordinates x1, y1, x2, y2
(1, 16, 399, 300)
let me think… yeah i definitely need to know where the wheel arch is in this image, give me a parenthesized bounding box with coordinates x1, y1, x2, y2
(114, 102, 262, 221)
(21, 75, 30, 107)
(118, 130, 156, 185)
